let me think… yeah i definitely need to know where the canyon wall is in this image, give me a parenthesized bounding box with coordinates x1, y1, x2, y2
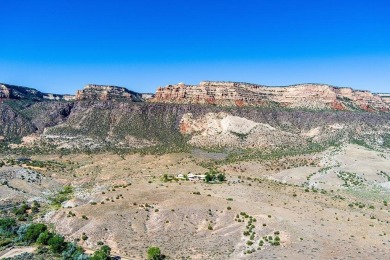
(2, 81, 389, 112)
(151, 81, 390, 112)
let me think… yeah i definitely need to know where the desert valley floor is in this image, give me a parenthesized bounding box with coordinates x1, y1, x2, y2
(2, 144, 390, 259)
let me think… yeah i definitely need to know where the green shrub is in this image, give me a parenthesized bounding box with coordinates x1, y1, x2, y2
(60, 185, 73, 195)
(13, 203, 30, 216)
(147, 246, 163, 260)
(37, 231, 52, 245)
(0, 218, 17, 235)
(0, 238, 13, 247)
(48, 234, 66, 253)
(205, 169, 226, 183)
(217, 173, 226, 182)
(62, 242, 87, 259)
(91, 245, 111, 260)
(24, 223, 47, 243)
(51, 185, 74, 207)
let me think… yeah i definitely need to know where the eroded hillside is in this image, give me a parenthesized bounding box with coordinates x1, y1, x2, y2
(2, 100, 389, 154)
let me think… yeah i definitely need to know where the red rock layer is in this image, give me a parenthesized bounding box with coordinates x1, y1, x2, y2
(151, 81, 390, 112)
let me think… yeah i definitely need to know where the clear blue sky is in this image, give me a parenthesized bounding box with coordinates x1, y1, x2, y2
(0, 0, 389, 94)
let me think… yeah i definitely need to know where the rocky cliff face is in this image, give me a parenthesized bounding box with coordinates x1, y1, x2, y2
(75, 84, 143, 101)
(1, 81, 390, 150)
(151, 81, 390, 112)
(0, 104, 36, 140)
(0, 83, 74, 101)
(0, 101, 74, 141)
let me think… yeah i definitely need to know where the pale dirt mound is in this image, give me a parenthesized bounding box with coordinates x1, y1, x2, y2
(220, 115, 260, 134)
(180, 112, 305, 148)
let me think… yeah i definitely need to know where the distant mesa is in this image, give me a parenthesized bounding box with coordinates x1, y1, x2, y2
(0, 83, 151, 103)
(0, 83, 74, 102)
(1, 81, 390, 112)
(75, 84, 144, 101)
(377, 93, 390, 105)
(151, 81, 390, 112)
(43, 93, 75, 101)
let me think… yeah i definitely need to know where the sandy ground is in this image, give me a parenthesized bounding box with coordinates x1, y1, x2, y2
(0, 247, 36, 259)
(2, 144, 390, 259)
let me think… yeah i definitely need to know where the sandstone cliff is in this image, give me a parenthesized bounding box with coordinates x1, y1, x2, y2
(75, 84, 143, 101)
(151, 81, 390, 112)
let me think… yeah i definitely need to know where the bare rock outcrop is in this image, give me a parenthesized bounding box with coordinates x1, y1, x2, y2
(0, 84, 11, 99)
(75, 84, 143, 101)
(151, 81, 390, 112)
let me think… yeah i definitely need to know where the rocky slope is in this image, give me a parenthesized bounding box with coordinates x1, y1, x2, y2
(2, 99, 388, 152)
(151, 81, 390, 112)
